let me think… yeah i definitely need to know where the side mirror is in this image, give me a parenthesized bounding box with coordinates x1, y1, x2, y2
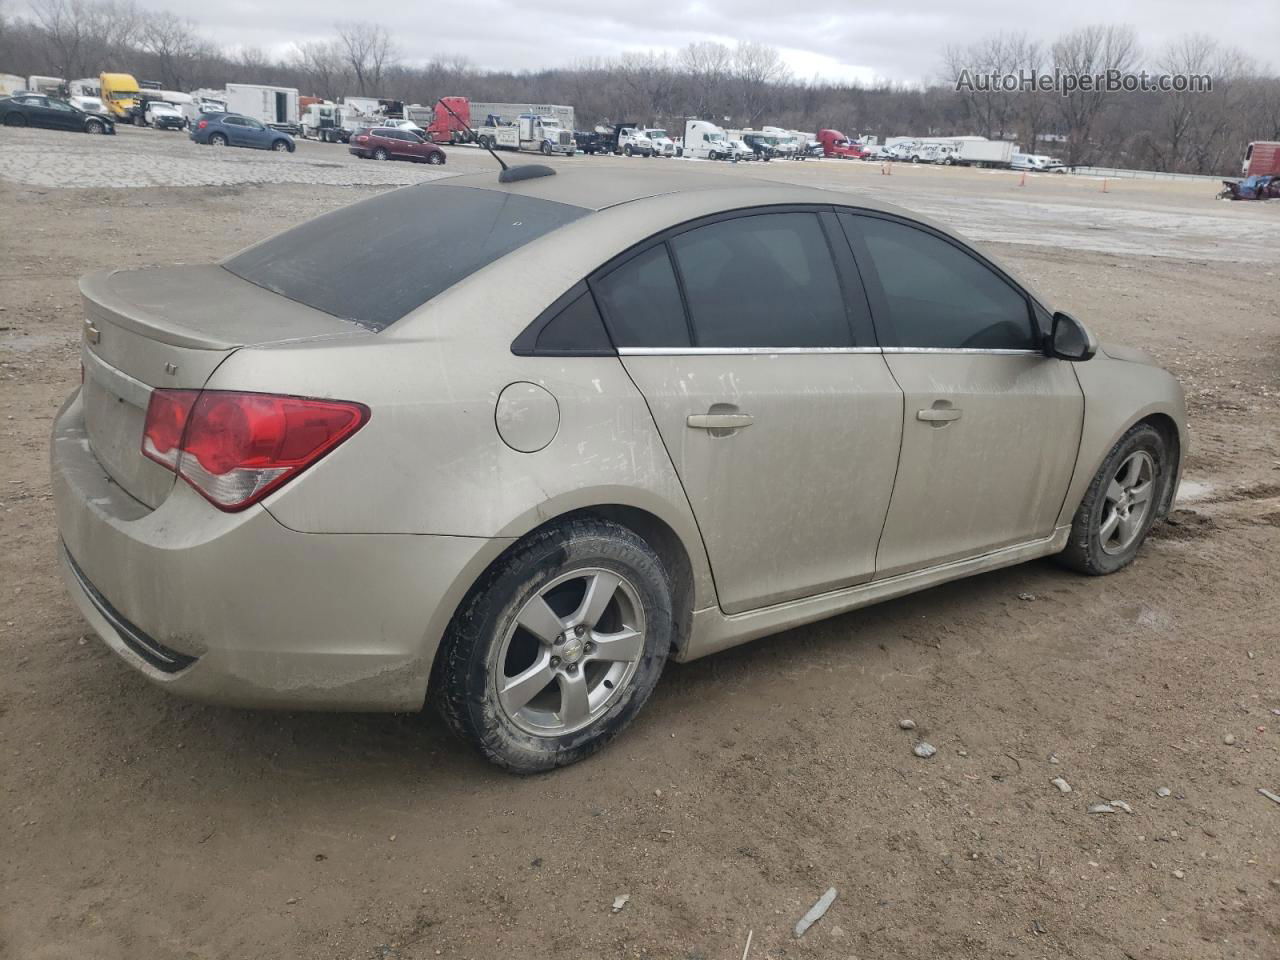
(1048, 311, 1097, 361)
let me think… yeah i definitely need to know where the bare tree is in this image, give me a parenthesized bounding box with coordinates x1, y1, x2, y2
(1051, 24, 1139, 165)
(139, 9, 200, 88)
(681, 40, 733, 119)
(336, 20, 396, 96)
(734, 41, 790, 124)
(291, 38, 348, 100)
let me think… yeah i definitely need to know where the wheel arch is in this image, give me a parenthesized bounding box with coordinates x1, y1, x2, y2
(423, 501, 704, 709)
(1057, 397, 1187, 529)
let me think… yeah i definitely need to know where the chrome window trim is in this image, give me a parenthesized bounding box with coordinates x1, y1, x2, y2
(880, 347, 1043, 356)
(616, 346, 1044, 357)
(617, 346, 884, 356)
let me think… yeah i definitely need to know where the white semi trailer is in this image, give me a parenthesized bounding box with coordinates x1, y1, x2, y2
(223, 83, 300, 133)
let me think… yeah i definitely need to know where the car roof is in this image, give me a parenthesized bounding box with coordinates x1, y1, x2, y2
(434, 165, 908, 217)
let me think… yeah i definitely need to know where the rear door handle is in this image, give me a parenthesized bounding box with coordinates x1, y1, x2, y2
(687, 413, 754, 430)
(916, 407, 962, 422)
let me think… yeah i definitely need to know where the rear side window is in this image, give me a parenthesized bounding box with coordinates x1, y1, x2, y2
(224, 185, 588, 331)
(843, 214, 1035, 350)
(670, 213, 851, 348)
(593, 244, 691, 348)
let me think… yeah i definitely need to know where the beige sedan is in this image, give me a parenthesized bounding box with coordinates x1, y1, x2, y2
(52, 166, 1185, 771)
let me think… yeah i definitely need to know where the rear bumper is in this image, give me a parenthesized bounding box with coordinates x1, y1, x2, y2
(51, 390, 501, 711)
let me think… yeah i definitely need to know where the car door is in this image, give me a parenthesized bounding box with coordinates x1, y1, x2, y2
(595, 209, 904, 614)
(17, 95, 54, 129)
(837, 212, 1084, 578)
(218, 116, 245, 144)
(44, 98, 82, 131)
(242, 117, 269, 148)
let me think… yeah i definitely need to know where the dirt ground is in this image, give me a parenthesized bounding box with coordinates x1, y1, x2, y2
(1, 128, 1278, 960)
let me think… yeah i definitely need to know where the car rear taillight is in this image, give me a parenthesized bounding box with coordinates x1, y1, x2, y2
(142, 390, 369, 511)
(355, 135, 369, 143)
(197, 119, 208, 129)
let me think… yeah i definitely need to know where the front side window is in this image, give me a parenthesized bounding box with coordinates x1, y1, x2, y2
(593, 244, 690, 348)
(842, 214, 1035, 350)
(670, 212, 851, 348)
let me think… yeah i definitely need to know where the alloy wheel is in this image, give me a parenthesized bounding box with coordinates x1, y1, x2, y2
(495, 568, 646, 737)
(1099, 450, 1155, 555)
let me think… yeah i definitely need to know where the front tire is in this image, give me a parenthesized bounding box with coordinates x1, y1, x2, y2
(271, 139, 289, 152)
(85, 119, 105, 134)
(436, 518, 673, 773)
(426, 151, 445, 165)
(1058, 422, 1169, 575)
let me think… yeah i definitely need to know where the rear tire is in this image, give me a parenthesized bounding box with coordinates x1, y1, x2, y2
(4, 113, 27, 127)
(208, 132, 227, 146)
(373, 147, 389, 161)
(1057, 422, 1169, 576)
(435, 518, 673, 773)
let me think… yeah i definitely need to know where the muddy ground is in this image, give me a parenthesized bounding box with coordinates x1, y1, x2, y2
(1, 128, 1278, 960)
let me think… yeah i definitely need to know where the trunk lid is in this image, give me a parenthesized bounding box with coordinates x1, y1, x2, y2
(79, 265, 367, 509)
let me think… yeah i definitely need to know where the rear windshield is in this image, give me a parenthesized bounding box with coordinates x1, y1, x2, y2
(223, 184, 589, 331)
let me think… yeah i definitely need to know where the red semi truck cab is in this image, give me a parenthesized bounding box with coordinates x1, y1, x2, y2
(1242, 141, 1280, 177)
(427, 97, 472, 143)
(817, 129, 868, 159)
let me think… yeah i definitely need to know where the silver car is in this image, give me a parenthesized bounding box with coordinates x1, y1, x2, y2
(52, 166, 1186, 772)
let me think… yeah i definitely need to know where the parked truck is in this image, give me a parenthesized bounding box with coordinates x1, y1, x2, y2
(477, 114, 576, 156)
(223, 83, 300, 134)
(419, 98, 576, 147)
(817, 129, 869, 159)
(932, 139, 1016, 167)
(26, 75, 64, 96)
(1242, 141, 1280, 177)
(684, 119, 733, 160)
(99, 72, 141, 123)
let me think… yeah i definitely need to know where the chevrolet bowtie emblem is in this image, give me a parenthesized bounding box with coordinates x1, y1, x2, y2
(84, 319, 101, 344)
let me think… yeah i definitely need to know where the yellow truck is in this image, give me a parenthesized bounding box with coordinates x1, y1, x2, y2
(99, 73, 140, 122)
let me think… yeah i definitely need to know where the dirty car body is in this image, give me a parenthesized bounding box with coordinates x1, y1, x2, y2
(52, 166, 1186, 771)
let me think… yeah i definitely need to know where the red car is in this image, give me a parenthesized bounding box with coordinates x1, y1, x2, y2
(349, 127, 446, 165)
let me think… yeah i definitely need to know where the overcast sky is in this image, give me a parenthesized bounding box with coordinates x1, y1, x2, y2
(176, 0, 1276, 85)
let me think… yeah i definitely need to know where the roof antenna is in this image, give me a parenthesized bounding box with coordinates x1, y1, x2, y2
(434, 98, 556, 184)
(436, 97, 507, 173)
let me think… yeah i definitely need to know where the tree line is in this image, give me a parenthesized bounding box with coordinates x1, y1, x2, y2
(2, 0, 1277, 174)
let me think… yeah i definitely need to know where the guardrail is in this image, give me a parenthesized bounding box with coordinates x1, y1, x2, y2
(1065, 166, 1226, 183)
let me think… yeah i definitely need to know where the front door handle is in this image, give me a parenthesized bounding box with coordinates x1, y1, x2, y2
(917, 401, 963, 425)
(687, 413, 754, 430)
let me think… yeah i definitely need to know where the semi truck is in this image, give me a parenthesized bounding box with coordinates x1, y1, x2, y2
(684, 119, 732, 160)
(223, 83, 300, 134)
(817, 129, 870, 159)
(417, 98, 576, 147)
(477, 114, 576, 156)
(99, 73, 141, 122)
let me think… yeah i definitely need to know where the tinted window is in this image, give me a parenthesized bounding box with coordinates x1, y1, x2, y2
(593, 244, 690, 348)
(670, 212, 851, 348)
(224, 185, 589, 331)
(844, 214, 1035, 350)
(533, 290, 613, 355)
